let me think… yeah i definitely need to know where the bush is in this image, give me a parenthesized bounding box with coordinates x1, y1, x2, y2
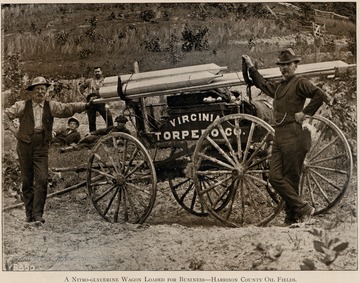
(2, 53, 26, 108)
(181, 25, 209, 52)
(140, 9, 156, 22)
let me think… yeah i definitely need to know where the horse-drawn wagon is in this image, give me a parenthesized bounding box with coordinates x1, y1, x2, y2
(84, 60, 353, 227)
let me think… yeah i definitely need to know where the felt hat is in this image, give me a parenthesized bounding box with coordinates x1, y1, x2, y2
(26, 76, 51, 91)
(115, 115, 128, 123)
(68, 117, 80, 127)
(276, 48, 301, 65)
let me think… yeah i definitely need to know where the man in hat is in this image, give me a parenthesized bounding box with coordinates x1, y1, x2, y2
(242, 49, 329, 225)
(4, 77, 93, 224)
(79, 67, 113, 133)
(52, 117, 81, 146)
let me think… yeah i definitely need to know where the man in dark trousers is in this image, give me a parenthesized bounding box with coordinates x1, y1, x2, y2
(52, 117, 81, 146)
(76, 115, 130, 148)
(79, 67, 113, 133)
(4, 77, 92, 224)
(242, 49, 329, 225)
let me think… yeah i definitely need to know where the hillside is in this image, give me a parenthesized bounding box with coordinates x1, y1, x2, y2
(1, 2, 356, 80)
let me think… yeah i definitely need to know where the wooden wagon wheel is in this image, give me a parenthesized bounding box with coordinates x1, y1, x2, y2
(192, 113, 283, 227)
(169, 176, 208, 216)
(300, 114, 353, 214)
(87, 132, 157, 224)
(169, 173, 231, 217)
(167, 145, 232, 217)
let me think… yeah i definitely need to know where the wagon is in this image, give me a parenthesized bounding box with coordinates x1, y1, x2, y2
(85, 60, 354, 227)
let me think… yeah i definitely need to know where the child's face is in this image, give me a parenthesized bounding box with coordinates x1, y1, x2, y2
(69, 122, 78, 130)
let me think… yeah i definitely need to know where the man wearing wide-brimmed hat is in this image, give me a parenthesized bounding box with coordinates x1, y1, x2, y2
(4, 76, 93, 224)
(52, 116, 81, 146)
(242, 49, 330, 226)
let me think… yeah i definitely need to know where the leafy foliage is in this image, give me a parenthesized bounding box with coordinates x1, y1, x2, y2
(317, 73, 357, 158)
(181, 25, 209, 52)
(55, 31, 69, 46)
(2, 53, 27, 108)
(143, 37, 162, 52)
(301, 226, 349, 270)
(140, 9, 156, 22)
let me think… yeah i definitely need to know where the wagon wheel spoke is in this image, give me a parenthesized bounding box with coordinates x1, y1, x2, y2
(193, 114, 280, 227)
(113, 188, 122, 223)
(245, 132, 272, 166)
(196, 169, 232, 176)
(300, 115, 353, 214)
(309, 136, 340, 162)
(308, 171, 331, 204)
(197, 152, 234, 170)
(305, 174, 316, 207)
(99, 186, 119, 216)
(309, 168, 342, 192)
(87, 133, 157, 224)
(196, 174, 233, 196)
(217, 123, 240, 165)
(93, 184, 117, 203)
(245, 176, 275, 207)
(306, 123, 327, 157)
(243, 179, 263, 221)
(124, 146, 140, 175)
(309, 153, 348, 165)
(122, 185, 143, 222)
(169, 177, 205, 216)
(308, 164, 348, 175)
(234, 118, 243, 162)
(243, 120, 256, 161)
(206, 136, 236, 166)
(126, 182, 152, 202)
(203, 175, 234, 210)
(223, 180, 237, 221)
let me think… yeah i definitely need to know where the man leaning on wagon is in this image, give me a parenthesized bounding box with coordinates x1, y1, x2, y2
(242, 48, 330, 226)
(79, 66, 113, 133)
(3, 76, 93, 224)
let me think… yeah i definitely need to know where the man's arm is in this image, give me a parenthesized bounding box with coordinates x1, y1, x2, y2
(242, 55, 278, 98)
(79, 79, 90, 99)
(49, 101, 88, 118)
(297, 79, 328, 116)
(248, 67, 278, 98)
(3, 101, 25, 137)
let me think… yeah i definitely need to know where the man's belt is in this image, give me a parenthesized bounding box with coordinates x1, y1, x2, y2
(33, 129, 44, 133)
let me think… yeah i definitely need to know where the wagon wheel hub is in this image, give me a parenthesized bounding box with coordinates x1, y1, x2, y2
(113, 174, 126, 185)
(232, 165, 246, 179)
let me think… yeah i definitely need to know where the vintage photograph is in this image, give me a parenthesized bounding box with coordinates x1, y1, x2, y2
(1, 1, 358, 282)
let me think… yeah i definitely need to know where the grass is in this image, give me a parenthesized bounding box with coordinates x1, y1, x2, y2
(2, 3, 356, 78)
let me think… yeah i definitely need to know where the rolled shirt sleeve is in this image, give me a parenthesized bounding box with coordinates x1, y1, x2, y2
(4, 101, 26, 129)
(49, 101, 87, 118)
(4, 100, 87, 130)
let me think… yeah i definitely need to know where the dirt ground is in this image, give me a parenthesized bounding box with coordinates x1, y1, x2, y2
(1, 139, 358, 272)
(0, 112, 359, 283)
(1, 110, 358, 274)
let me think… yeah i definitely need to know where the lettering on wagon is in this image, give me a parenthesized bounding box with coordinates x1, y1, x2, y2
(169, 113, 220, 127)
(154, 112, 246, 142)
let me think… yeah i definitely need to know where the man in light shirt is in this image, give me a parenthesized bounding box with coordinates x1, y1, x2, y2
(79, 67, 113, 133)
(4, 77, 92, 224)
